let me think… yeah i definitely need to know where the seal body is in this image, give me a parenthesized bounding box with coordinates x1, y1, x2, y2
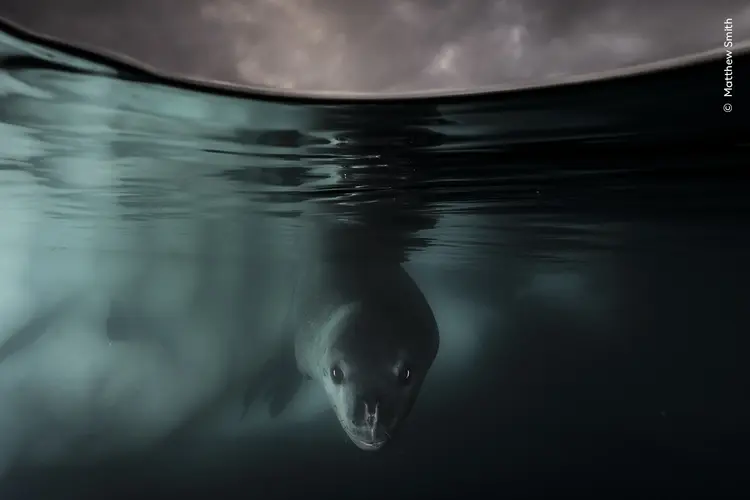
(240, 219, 439, 450)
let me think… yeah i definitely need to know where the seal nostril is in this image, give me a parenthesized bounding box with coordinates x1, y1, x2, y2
(362, 396, 380, 411)
(362, 398, 379, 427)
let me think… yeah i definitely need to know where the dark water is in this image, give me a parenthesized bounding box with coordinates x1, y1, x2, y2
(1, 19, 749, 499)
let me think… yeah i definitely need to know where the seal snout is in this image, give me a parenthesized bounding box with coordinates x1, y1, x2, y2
(365, 410, 376, 427)
(352, 394, 381, 426)
(364, 400, 379, 428)
(342, 396, 391, 451)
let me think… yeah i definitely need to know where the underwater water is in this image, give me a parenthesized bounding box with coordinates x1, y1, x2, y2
(0, 20, 749, 499)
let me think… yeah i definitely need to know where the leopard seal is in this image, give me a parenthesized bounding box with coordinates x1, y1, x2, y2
(242, 226, 439, 451)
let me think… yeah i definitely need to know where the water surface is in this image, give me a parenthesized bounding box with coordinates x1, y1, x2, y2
(0, 20, 749, 498)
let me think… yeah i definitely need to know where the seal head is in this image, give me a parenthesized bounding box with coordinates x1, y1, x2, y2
(314, 302, 439, 451)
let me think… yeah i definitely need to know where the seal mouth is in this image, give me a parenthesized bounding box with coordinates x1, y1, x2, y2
(344, 428, 388, 451)
(350, 436, 387, 451)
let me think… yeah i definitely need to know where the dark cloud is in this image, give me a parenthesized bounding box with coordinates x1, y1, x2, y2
(2, 0, 749, 92)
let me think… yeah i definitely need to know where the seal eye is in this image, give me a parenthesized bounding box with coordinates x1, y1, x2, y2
(398, 366, 412, 386)
(330, 365, 344, 385)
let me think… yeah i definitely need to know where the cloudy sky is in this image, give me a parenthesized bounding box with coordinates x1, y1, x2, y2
(1, 0, 749, 93)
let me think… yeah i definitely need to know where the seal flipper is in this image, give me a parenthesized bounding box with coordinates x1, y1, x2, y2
(241, 344, 305, 419)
